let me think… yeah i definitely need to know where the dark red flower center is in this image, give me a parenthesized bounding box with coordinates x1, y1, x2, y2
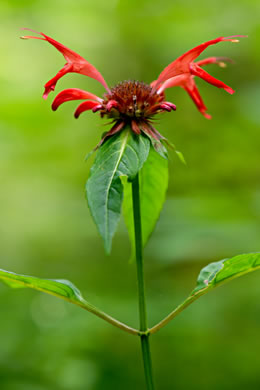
(101, 80, 165, 120)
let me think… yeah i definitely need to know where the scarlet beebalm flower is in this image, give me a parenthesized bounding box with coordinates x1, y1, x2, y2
(21, 29, 243, 150)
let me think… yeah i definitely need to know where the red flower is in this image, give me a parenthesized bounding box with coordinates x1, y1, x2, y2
(21, 29, 243, 148)
(152, 35, 244, 119)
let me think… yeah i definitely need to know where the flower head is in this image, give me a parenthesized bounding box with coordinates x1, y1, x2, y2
(21, 29, 243, 149)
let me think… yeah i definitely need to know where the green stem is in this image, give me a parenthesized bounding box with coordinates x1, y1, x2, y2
(132, 173, 155, 390)
(148, 295, 197, 334)
(76, 300, 140, 336)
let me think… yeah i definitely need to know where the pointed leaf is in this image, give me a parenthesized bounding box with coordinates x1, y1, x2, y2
(174, 150, 186, 165)
(123, 147, 168, 256)
(151, 253, 260, 333)
(142, 131, 168, 159)
(86, 128, 150, 253)
(192, 252, 260, 295)
(160, 139, 186, 165)
(0, 268, 139, 335)
(0, 268, 88, 306)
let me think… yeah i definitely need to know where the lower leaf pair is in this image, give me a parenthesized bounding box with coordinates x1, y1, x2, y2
(0, 252, 259, 334)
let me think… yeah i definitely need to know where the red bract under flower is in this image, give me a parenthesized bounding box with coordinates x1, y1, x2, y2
(21, 29, 243, 146)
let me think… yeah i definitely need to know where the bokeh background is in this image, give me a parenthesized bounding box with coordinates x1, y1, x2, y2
(0, 0, 260, 389)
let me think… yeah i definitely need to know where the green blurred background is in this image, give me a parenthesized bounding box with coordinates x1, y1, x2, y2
(0, 0, 260, 389)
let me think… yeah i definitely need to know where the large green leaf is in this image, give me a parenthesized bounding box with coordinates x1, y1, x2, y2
(122, 147, 168, 256)
(0, 268, 138, 335)
(86, 128, 150, 254)
(150, 253, 260, 333)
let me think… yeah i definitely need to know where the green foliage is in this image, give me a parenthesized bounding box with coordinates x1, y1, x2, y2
(141, 131, 168, 159)
(0, 268, 139, 335)
(151, 253, 260, 334)
(0, 268, 88, 308)
(86, 128, 150, 254)
(176, 252, 260, 317)
(192, 252, 260, 295)
(123, 147, 168, 256)
(171, 253, 260, 315)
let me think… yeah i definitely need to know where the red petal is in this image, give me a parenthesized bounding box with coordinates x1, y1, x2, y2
(150, 80, 158, 89)
(190, 64, 234, 94)
(21, 29, 110, 97)
(52, 88, 102, 111)
(106, 100, 119, 112)
(92, 104, 103, 113)
(43, 64, 72, 99)
(159, 103, 172, 112)
(153, 36, 242, 89)
(74, 100, 101, 118)
(183, 78, 211, 119)
(196, 56, 233, 67)
(223, 35, 247, 40)
(157, 74, 188, 94)
(164, 102, 177, 111)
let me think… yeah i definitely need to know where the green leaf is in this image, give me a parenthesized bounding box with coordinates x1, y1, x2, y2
(86, 128, 150, 253)
(192, 252, 260, 295)
(142, 131, 168, 159)
(150, 253, 260, 334)
(0, 268, 88, 306)
(174, 150, 186, 165)
(0, 268, 139, 335)
(122, 147, 168, 256)
(161, 139, 186, 165)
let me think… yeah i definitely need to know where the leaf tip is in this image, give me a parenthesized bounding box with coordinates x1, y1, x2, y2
(175, 150, 187, 165)
(104, 239, 112, 256)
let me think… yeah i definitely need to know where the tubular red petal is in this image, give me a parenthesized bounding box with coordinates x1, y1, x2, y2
(92, 104, 103, 113)
(43, 63, 71, 99)
(154, 36, 242, 89)
(164, 102, 177, 111)
(52, 88, 102, 111)
(22, 30, 110, 97)
(223, 34, 247, 41)
(106, 100, 119, 112)
(20, 28, 45, 40)
(176, 37, 227, 64)
(150, 80, 158, 89)
(183, 79, 211, 119)
(157, 74, 188, 94)
(190, 64, 234, 94)
(196, 56, 233, 67)
(21, 27, 41, 34)
(159, 103, 172, 112)
(158, 102, 177, 112)
(196, 57, 218, 66)
(74, 100, 101, 118)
